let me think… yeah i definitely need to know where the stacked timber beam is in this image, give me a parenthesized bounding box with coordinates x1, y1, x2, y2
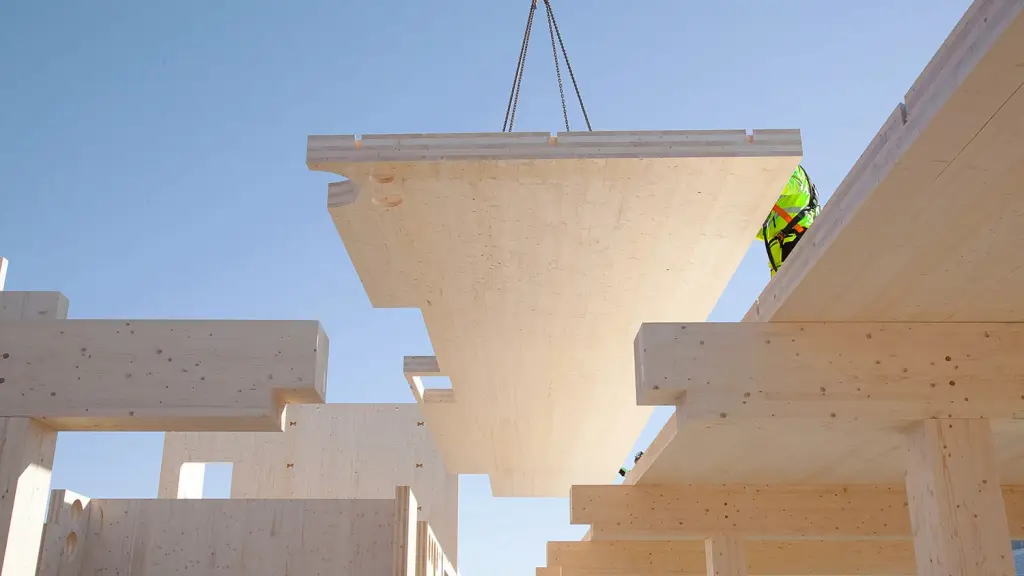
(539, 0, 1024, 575)
(0, 258, 329, 576)
(0, 258, 459, 576)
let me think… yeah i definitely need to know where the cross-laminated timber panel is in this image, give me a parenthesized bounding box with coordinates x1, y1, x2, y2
(630, 0, 1024, 489)
(308, 130, 802, 496)
(36, 487, 433, 576)
(748, 0, 1024, 326)
(158, 403, 459, 565)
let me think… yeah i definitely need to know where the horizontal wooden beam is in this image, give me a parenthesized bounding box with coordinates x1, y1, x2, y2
(549, 540, 702, 575)
(635, 322, 1024, 421)
(571, 484, 1024, 538)
(0, 292, 69, 321)
(547, 540, 917, 575)
(0, 319, 329, 431)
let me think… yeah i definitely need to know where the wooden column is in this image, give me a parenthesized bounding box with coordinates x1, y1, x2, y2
(704, 534, 747, 576)
(0, 419, 57, 576)
(0, 273, 66, 576)
(905, 418, 1015, 576)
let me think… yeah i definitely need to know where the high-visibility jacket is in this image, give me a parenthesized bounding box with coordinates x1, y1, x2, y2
(756, 165, 819, 276)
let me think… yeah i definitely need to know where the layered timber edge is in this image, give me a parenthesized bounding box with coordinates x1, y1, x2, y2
(307, 130, 802, 165)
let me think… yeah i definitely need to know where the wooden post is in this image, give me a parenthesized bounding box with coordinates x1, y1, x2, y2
(905, 418, 1015, 576)
(0, 418, 57, 576)
(704, 534, 747, 576)
(0, 262, 62, 573)
(0, 263, 63, 576)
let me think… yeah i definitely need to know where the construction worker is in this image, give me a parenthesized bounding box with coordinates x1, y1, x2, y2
(618, 451, 644, 477)
(756, 165, 820, 276)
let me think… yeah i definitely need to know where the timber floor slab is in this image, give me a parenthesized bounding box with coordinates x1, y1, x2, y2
(308, 130, 802, 496)
(633, 0, 1024, 487)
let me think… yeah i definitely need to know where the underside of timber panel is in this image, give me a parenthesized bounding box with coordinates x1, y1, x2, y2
(307, 130, 802, 496)
(631, 0, 1024, 488)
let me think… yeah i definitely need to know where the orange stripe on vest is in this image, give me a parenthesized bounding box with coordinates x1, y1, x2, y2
(771, 204, 805, 234)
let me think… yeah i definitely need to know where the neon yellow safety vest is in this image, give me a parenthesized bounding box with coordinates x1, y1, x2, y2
(756, 165, 819, 276)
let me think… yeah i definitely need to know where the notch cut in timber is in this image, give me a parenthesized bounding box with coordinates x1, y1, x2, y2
(570, 483, 1024, 539)
(311, 129, 802, 496)
(0, 318, 329, 431)
(635, 322, 1024, 421)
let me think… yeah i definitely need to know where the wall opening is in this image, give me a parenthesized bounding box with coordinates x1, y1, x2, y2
(203, 463, 233, 498)
(177, 462, 233, 499)
(422, 376, 452, 389)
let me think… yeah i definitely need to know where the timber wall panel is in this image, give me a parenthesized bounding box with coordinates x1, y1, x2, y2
(37, 493, 414, 576)
(159, 403, 459, 564)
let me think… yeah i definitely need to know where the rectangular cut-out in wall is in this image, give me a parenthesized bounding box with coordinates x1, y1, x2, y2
(203, 463, 233, 498)
(176, 462, 205, 499)
(173, 462, 234, 499)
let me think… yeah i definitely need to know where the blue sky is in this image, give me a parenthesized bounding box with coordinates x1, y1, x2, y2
(1, 1, 972, 574)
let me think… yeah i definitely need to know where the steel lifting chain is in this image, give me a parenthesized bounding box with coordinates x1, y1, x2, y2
(501, 0, 592, 132)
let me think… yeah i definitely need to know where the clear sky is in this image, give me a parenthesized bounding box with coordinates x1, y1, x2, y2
(1, 1, 972, 574)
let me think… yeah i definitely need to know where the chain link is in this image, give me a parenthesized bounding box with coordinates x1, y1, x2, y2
(502, 0, 591, 132)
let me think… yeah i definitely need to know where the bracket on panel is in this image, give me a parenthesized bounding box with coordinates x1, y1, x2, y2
(404, 356, 455, 404)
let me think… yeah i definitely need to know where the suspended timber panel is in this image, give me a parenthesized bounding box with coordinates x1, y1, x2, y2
(309, 130, 802, 496)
